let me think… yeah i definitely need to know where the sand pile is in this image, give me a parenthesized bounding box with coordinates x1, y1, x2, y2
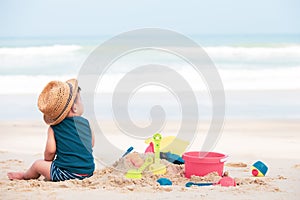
(63, 153, 274, 192)
(81, 152, 206, 191)
(1, 153, 285, 193)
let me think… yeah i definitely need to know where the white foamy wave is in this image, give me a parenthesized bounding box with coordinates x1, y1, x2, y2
(99, 65, 299, 92)
(0, 45, 86, 75)
(174, 66, 300, 91)
(0, 45, 82, 56)
(1, 66, 299, 94)
(0, 75, 76, 94)
(1, 43, 300, 93)
(1, 44, 300, 76)
(219, 66, 300, 90)
(205, 45, 300, 64)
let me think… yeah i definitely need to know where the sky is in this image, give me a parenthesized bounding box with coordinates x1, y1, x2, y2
(0, 0, 300, 37)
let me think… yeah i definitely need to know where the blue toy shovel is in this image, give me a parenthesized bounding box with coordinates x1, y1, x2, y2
(122, 146, 134, 157)
(186, 176, 236, 187)
(185, 182, 214, 187)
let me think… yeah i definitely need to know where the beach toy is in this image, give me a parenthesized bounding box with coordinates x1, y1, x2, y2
(122, 146, 134, 157)
(186, 176, 236, 187)
(145, 142, 154, 153)
(217, 176, 236, 187)
(185, 182, 214, 187)
(157, 178, 172, 186)
(160, 152, 184, 164)
(125, 156, 153, 179)
(145, 136, 189, 155)
(149, 133, 167, 175)
(251, 161, 268, 177)
(182, 151, 228, 178)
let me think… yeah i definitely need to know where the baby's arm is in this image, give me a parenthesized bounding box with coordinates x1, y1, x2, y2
(91, 130, 95, 147)
(44, 127, 56, 161)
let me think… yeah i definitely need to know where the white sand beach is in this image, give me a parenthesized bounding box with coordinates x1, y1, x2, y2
(1, 119, 300, 200)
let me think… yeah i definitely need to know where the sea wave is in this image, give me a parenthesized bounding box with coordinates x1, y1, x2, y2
(1, 66, 300, 94)
(206, 45, 300, 65)
(0, 44, 299, 75)
(0, 45, 86, 75)
(0, 44, 82, 55)
(0, 44, 300, 93)
(0, 75, 75, 94)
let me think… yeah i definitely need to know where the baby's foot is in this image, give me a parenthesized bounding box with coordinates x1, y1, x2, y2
(7, 172, 25, 180)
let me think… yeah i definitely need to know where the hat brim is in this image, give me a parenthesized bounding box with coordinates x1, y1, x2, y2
(44, 79, 78, 125)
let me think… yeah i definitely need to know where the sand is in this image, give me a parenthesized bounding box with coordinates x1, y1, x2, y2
(1, 119, 300, 199)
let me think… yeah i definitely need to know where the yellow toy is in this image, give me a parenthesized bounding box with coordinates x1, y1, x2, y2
(149, 133, 166, 175)
(145, 135, 189, 155)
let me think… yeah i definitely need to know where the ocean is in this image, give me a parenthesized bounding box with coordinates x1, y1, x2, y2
(1, 34, 300, 120)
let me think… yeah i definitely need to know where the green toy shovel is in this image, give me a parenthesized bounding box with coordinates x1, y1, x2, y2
(149, 133, 166, 175)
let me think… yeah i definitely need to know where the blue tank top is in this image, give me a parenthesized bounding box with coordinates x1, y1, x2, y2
(51, 116, 94, 175)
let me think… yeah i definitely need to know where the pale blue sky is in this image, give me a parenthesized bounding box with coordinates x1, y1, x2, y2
(0, 0, 299, 37)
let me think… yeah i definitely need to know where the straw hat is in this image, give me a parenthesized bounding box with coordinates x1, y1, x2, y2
(38, 79, 78, 125)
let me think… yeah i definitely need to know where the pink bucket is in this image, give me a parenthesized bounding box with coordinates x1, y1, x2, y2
(182, 151, 228, 178)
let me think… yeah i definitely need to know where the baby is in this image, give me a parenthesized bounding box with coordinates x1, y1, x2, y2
(7, 79, 95, 181)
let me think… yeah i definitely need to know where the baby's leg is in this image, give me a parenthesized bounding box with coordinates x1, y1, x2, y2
(7, 172, 24, 180)
(7, 159, 52, 180)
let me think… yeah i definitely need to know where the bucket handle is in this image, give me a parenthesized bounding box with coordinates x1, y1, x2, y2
(220, 155, 229, 163)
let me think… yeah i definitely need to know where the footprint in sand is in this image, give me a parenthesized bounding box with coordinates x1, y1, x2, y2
(293, 164, 300, 169)
(225, 162, 247, 168)
(0, 159, 25, 175)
